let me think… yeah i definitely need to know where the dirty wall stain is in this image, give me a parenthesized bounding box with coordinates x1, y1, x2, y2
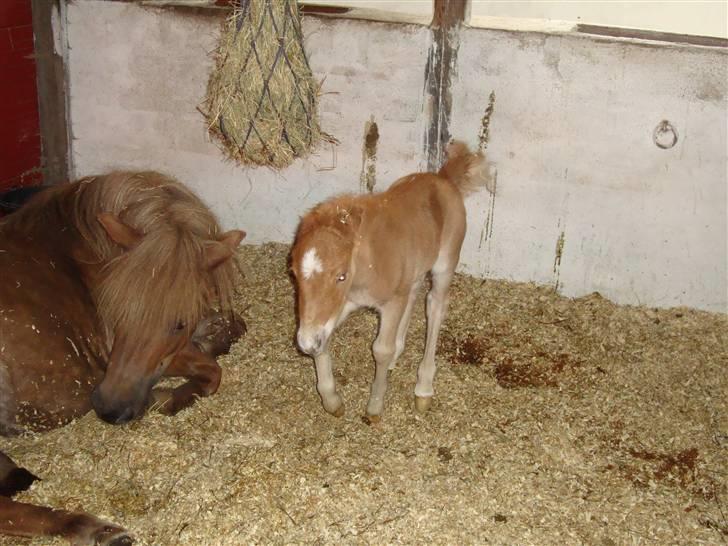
(359, 116, 379, 193)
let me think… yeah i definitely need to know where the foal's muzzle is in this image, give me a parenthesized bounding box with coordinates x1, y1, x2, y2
(297, 330, 325, 355)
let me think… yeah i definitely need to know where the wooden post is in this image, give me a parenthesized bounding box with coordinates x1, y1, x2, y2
(31, 0, 71, 185)
(423, 0, 468, 172)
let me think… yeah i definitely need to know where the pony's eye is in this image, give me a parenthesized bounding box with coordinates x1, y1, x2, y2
(172, 321, 185, 334)
(336, 273, 347, 283)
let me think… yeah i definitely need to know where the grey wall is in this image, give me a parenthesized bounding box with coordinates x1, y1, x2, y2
(63, 1, 727, 312)
(451, 29, 728, 311)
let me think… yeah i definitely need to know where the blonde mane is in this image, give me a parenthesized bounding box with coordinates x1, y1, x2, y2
(295, 194, 369, 242)
(3, 172, 236, 337)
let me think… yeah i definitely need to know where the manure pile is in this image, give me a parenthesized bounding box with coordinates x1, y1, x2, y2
(6, 243, 727, 545)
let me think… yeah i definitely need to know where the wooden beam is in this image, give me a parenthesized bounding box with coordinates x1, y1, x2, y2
(31, 0, 70, 185)
(423, 0, 468, 172)
(431, 0, 467, 29)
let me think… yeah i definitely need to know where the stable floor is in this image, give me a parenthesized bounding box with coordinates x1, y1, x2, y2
(5, 243, 727, 545)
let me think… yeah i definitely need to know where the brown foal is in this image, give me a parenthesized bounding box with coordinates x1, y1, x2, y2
(291, 142, 490, 421)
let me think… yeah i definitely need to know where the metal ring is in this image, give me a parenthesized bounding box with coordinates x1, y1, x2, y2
(653, 120, 678, 150)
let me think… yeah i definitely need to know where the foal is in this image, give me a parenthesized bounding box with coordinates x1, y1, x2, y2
(291, 142, 490, 420)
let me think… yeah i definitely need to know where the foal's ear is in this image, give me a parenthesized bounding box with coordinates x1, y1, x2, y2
(97, 213, 142, 250)
(206, 229, 246, 270)
(338, 205, 363, 232)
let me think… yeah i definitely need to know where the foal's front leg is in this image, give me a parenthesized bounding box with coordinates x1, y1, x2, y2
(314, 349, 344, 417)
(366, 296, 408, 421)
(151, 343, 222, 416)
(313, 301, 358, 417)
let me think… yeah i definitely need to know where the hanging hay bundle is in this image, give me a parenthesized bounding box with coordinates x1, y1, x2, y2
(203, 0, 322, 168)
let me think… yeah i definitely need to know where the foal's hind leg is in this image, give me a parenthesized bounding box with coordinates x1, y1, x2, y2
(0, 497, 132, 545)
(414, 268, 454, 413)
(389, 281, 422, 370)
(366, 296, 408, 421)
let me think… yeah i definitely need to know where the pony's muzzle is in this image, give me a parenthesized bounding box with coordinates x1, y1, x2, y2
(90, 386, 145, 425)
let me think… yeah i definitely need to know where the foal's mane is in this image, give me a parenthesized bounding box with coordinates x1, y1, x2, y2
(295, 195, 367, 243)
(3, 172, 236, 335)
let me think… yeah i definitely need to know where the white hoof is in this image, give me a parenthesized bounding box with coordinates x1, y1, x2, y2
(414, 395, 432, 413)
(323, 399, 345, 417)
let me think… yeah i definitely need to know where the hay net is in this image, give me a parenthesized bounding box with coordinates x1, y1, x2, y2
(203, 0, 322, 169)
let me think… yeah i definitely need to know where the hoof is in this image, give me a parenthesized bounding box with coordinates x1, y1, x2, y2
(103, 530, 135, 546)
(0, 467, 39, 497)
(149, 388, 175, 415)
(93, 527, 134, 546)
(362, 414, 381, 426)
(68, 517, 133, 546)
(192, 311, 247, 357)
(414, 395, 432, 413)
(326, 403, 345, 418)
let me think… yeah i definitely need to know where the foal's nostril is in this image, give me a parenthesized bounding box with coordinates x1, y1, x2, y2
(297, 331, 324, 355)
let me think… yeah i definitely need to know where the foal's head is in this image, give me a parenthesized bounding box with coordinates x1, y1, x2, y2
(291, 200, 362, 355)
(74, 173, 245, 424)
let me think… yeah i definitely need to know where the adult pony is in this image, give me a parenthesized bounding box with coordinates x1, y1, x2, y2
(0, 171, 245, 544)
(291, 141, 490, 422)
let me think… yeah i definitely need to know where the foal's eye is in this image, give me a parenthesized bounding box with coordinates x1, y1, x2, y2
(336, 273, 347, 283)
(172, 321, 185, 334)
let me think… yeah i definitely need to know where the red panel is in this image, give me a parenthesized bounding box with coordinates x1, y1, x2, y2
(0, 0, 41, 191)
(0, 1, 32, 30)
(9, 25, 34, 53)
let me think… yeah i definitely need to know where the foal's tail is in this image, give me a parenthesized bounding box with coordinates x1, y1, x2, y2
(438, 141, 495, 196)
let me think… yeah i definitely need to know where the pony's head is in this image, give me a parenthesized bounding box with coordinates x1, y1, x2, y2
(72, 173, 244, 424)
(291, 199, 362, 356)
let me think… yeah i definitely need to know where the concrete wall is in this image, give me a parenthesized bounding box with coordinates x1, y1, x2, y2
(470, 1, 728, 39)
(63, 1, 727, 312)
(452, 29, 728, 311)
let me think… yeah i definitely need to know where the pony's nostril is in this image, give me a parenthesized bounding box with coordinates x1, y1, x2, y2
(114, 406, 135, 424)
(93, 402, 136, 425)
(95, 408, 118, 425)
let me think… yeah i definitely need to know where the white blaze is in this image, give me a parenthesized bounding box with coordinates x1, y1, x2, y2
(302, 248, 323, 279)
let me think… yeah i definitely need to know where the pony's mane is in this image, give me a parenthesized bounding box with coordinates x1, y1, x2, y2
(4, 172, 236, 336)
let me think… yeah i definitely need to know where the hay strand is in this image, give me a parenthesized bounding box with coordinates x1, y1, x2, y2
(202, 0, 322, 168)
(6, 244, 727, 545)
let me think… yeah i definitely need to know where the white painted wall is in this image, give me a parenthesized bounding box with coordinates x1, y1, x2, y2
(304, 0, 728, 39)
(64, 1, 727, 312)
(452, 30, 727, 311)
(67, 1, 430, 242)
(470, 1, 728, 39)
